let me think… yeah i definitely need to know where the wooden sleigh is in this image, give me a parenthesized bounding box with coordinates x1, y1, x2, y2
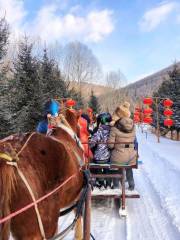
(89, 157, 140, 217)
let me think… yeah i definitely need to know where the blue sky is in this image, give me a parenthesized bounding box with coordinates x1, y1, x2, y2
(0, 0, 180, 83)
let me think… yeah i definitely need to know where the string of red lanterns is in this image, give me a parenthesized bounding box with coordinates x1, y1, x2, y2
(143, 97, 153, 124)
(143, 97, 153, 105)
(163, 99, 173, 127)
(141, 97, 174, 128)
(133, 107, 141, 123)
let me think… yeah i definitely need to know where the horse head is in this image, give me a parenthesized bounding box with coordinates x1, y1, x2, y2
(48, 108, 80, 138)
(63, 109, 81, 136)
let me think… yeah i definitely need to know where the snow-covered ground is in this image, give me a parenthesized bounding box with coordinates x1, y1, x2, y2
(61, 128, 180, 240)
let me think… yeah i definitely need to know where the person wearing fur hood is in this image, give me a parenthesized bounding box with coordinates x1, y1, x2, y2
(108, 102, 137, 190)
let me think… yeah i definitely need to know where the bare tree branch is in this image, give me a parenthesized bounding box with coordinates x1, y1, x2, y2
(62, 41, 102, 88)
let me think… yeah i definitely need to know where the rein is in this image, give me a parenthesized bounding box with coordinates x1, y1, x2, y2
(50, 169, 91, 240)
(0, 165, 90, 240)
(7, 161, 46, 239)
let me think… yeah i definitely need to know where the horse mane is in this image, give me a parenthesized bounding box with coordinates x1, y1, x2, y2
(0, 133, 30, 239)
(0, 133, 30, 193)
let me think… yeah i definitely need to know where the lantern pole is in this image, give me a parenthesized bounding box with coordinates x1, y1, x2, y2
(155, 97, 160, 143)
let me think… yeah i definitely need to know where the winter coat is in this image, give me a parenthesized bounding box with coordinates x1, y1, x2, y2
(36, 120, 48, 134)
(108, 118, 137, 166)
(89, 124, 111, 163)
(78, 117, 93, 161)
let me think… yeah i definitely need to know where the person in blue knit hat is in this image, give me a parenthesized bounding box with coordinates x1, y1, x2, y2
(36, 99, 60, 134)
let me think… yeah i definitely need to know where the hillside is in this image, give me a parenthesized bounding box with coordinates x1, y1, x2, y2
(125, 62, 180, 101)
(69, 61, 180, 111)
(69, 81, 112, 100)
(98, 62, 180, 112)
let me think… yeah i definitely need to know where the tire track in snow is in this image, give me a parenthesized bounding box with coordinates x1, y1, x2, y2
(140, 144, 180, 233)
(126, 168, 180, 240)
(91, 199, 126, 240)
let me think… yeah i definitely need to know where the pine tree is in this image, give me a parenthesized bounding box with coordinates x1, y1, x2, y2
(40, 48, 54, 101)
(0, 68, 12, 138)
(153, 64, 180, 134)
(40, 48, 68, 101)
(10, 38, 42, 133)
(88, 90, 100, 114)
(0, 17, 10, 138)
(51, 63, 68, 98)
(8, 42, 70, 134)
(0, 17, 9, 59)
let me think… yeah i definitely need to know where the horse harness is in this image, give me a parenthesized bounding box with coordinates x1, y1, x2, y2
(47, 114, 86, 165)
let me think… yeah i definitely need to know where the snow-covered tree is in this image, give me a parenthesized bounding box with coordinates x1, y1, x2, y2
(0, 17, 10, 138)
(153, 64, 180, 138)
(10, 38, 42, 133)
(0, 17, 9, 60)
(40, 48, 68, 101)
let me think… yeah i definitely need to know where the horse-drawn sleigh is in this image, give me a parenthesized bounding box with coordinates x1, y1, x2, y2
(0, 103, 140, 240)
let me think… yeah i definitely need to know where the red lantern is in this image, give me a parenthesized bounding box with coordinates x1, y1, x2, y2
(135, 107, 141, 112)
(163, 109, 173, 116)
(133, 108, 141, 123)
(143, 116, 153, 124)
(134, 111, 140, 116)
(164, 119, 173, 127)
(87, 107, 93, 113)
(66, 99, 76, 108)
(163, 98, 174, 127)
(143, 108, 153, 115)
(134, 116, 140, 123)
(143, 97, 153, 105)
(163, 99, 173, 107)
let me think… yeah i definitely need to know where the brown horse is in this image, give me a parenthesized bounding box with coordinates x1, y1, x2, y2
(0, 109, 86, 240)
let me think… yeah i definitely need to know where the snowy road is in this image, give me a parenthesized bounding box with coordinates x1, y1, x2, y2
(125, 129, 180, 240)
(62, 129, 180, 240)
